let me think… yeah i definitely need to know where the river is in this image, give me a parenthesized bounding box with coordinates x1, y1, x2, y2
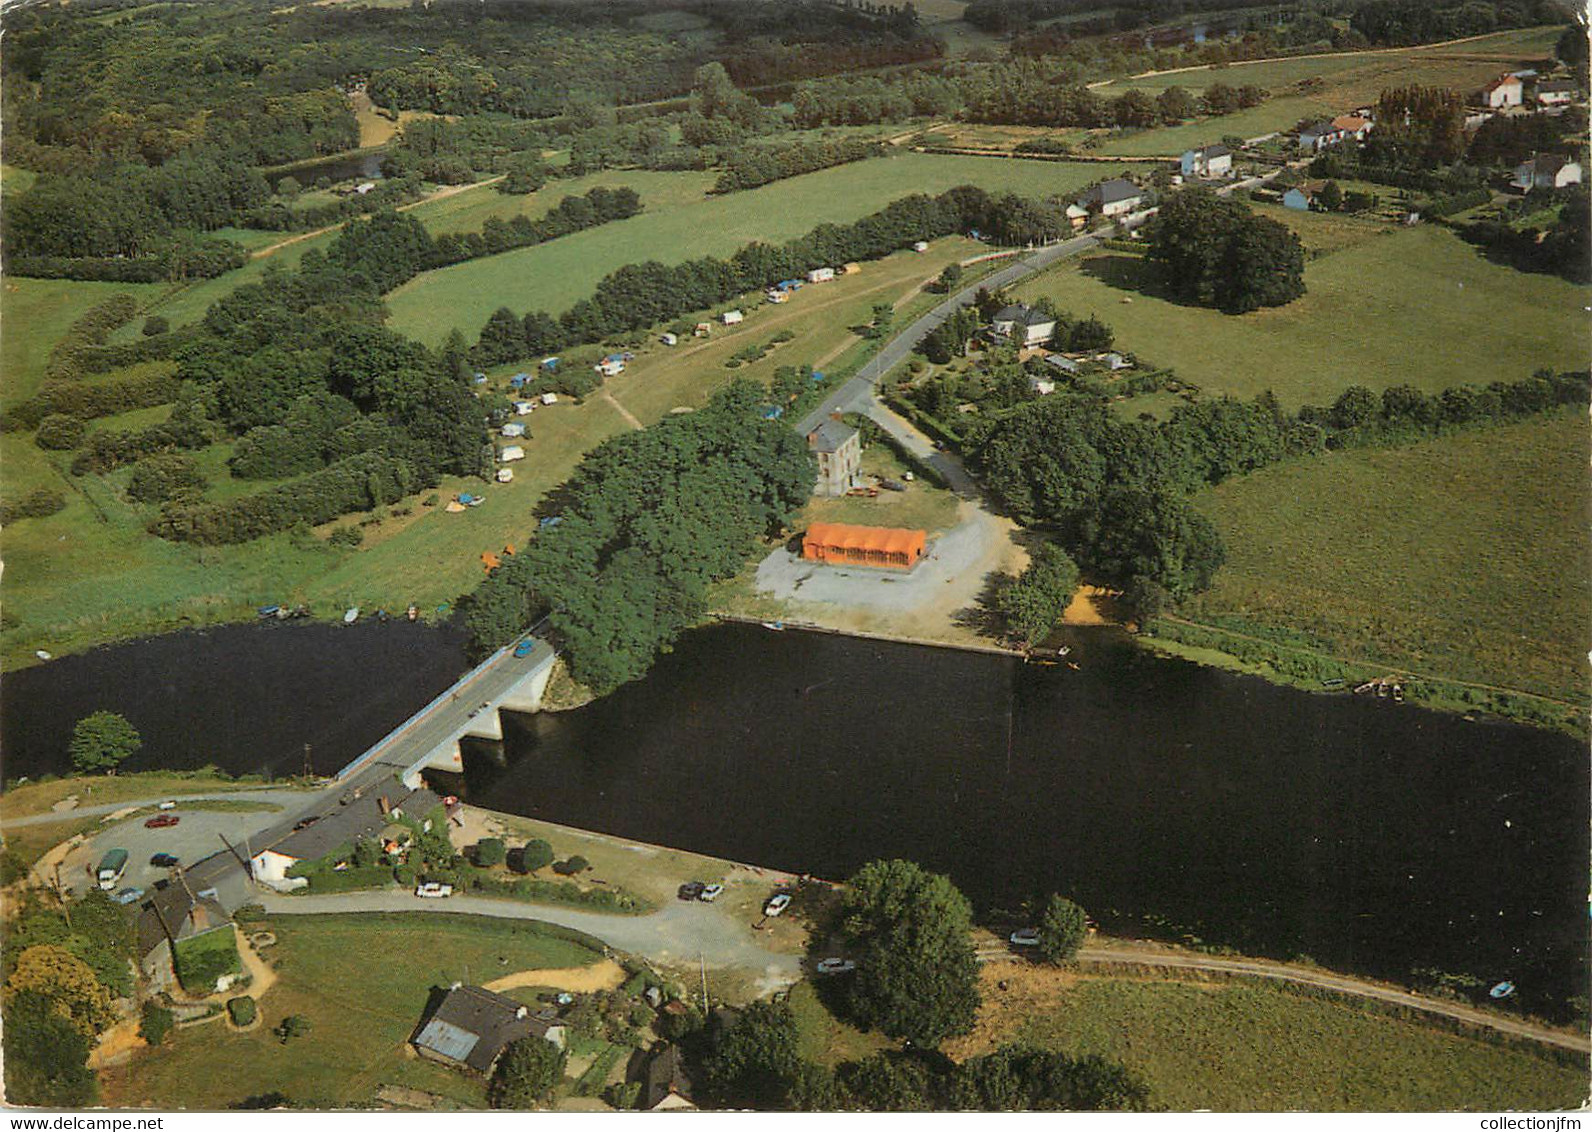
(3, 619, 1585, 1019)
(264, 150, 386, 192)
(450, 623, 1589, 1021)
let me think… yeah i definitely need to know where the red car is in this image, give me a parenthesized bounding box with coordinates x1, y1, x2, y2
(144, 815, 180, 829)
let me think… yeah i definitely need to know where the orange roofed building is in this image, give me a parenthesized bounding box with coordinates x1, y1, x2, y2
(802, 523, 926, 570)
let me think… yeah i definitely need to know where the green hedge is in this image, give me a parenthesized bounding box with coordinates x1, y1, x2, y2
(227, 996, 257, 1026)
(5, 368, 183, 431)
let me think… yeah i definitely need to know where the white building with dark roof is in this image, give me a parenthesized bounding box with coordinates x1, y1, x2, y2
(412, 984, 567, 1077)
(806, 418, 862, 497)
(249, 786, 441, 886)
(1180, 144, 1232, 179)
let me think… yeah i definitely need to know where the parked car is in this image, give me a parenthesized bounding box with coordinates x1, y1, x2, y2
(678, 882, 706, 901)
(144, 815, 179, 829)
(150, 853, 180, 868)
(698, 884, 724, 902)
(815, 958, 856, 975)
(415, 882, 453, 898)
(514, 639, 536, 658)
(157, 800, 177, 811)
(1009, 928, 1041, 947)
(113, 887, 145, 905)
(292, 816, 320, 831)
(764, 893, 792, 918)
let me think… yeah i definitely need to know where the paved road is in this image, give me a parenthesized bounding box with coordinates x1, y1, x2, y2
(255, 889, 803, 989)
(2, 787, 309, 829)
(975, 944, 1590, 1054)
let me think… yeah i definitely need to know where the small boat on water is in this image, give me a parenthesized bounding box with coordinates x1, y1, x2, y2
(257, 605, 281, 619)
(376, 609, 390, 623)
(34, 650, 51, 661)
(761, 621, 785, 631)
(1489, 981, 1516, 999)
(406, 605, 419, 622)
(343, 607, 359, 624)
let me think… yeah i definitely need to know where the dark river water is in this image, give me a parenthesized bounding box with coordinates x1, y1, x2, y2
(1, 621, 467, 782)
(4, 620, 1586, 1018)
(264, 150, 385, 191)
(449, 623, 1589, 1020)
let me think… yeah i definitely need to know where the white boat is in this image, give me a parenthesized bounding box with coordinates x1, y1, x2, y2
(343, 608, 359, 624)
(34, 650, 51, 661)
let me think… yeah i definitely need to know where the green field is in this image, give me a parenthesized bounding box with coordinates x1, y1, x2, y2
(102, 912, 602, 1109)
(971, 975, 1586, 1111)
(1184, 412, 1588, 706)
(386, 153, 1135, 344)
(1095, 96, 1332, 154)
(2, 278, 168, 407)
(1018, 223, 1589, 407)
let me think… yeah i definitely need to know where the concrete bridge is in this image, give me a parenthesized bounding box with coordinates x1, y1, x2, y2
(335, 633, 557, 789)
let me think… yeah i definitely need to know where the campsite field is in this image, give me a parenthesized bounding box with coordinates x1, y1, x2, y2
(99, 912, 603, 1109)
(943, 964, 1586, 1111)
(1016, 223, 1588, 407)
(385, 153, 1135, 344)
(1181, 411, 1588, 709)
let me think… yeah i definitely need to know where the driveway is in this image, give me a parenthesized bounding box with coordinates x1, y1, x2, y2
(255, 889, 802, 991)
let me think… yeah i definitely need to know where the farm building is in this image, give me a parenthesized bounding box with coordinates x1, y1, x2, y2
(1481, 73, 1524, 108)
(721, 309, 744, 325)
(990, 303, 1056, 346)
(1180, 144, 1232, 178)
(802, 523, 927, 570)
(411, 984, 567, 1078)
(806, 418, 862, 496)
(1076, 178, 1144, 217)
(1536, 79, 1578, 106)
(499, 446, 525, 462)
(1065, 202, 1090, 229)
(643, 1045, 696, 1111)
(807, 267, 836, 283)
(1513, 155, 1583, 191)
(1282, 186, 1316, 210)
(1329, 114, 1373, 141)
(1045, 354, 1080, 374)
(137, 889, 235, 995)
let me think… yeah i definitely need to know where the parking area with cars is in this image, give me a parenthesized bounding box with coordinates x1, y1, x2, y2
(59, 803, 288, 900)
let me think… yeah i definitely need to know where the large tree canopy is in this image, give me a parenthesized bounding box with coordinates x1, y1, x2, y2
(1147, 187, 1305, 314)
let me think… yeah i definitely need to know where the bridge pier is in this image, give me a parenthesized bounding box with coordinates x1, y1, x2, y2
(397, 644, 556, 788)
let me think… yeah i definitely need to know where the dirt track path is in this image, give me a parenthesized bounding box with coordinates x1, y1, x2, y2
(599, 389, 644, 430)
(483, 959, 627, 994)
(251, 176, 506, 260)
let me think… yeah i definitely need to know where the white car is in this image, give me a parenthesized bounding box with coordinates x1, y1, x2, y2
(815, 958, 856, 975)
(764, 893, 792, 917)
(698, 884, 724, 903)
(415, 882, 454, 899)
(1009, 928, 1041, 947)
(157, 800, 177, 811)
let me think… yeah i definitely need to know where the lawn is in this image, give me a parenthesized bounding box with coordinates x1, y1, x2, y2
(100, 912, 604, 1110)
(0, 769, 286, 820)
(804, 444, 962, 534)
(172, 927, 243, 993)
(1, 278, 167, 407)
(1017, 223, 1589, 406)
(1182, 411, 1589, 707)
(1094, 97, 1333, 155)
(385, 153, 1137, 344)
(944, 967, 1586, 1111)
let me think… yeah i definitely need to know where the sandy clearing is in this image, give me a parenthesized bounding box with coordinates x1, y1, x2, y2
(483, 959, 627, 994)
(1061, 585, 1113, 625)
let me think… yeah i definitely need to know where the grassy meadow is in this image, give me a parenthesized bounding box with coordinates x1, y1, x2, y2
(1017, 223, 1589, 406)
(385, 153, 1135, 343)
(99, 912, 603, 1109)
(944, 967, 1587, 1111)
(1183, 411, 1589, 707)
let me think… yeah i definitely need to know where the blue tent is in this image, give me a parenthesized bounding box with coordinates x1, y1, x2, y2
(760, 405, 784, 420)
(810, 370, 826, 382)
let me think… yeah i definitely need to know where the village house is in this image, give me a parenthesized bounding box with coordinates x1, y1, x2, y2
(801, 522, 927, 570)
(1297, 121, 1340, 151)
(1513, 155, 1583, 191)
(411, 984, 567, 1078)
(249, 786, 441, 887)
(1329, 114, 1373, 142)
(1481, 73, 1524, 109)
(1076, 178, 1144, 218)
(805, 418, 862, 496)
(1065, 202, 1090, 230)
(1535, 79, 1579, 107)
(642, 1045, 696, 1111)
(1180, 143, 1232, 179)
(136, 889, 234, 995)
(1282, 185, 1317, 211)
(989, 303, 1056, 346)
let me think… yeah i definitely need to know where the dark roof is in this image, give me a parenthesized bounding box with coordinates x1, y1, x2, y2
(137, 888, 230, 960)
(1537, 79, 1578, 93)
(1523, 155, 1574, 175)
(806, 419, 858, 454)
(412, 985, 562, 1075)
(1300, 120, 1333, 135)
(1196, 143, 1231, 158)
(1081, 178, 1142, 206)
(643, 1044, 694, 1109)
(993, 303, 1053, 327)
(265, 786, 440, 863)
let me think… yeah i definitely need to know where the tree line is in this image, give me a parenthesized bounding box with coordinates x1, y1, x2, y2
(461, 382, 814, 691)
(1348, 0, 1567, 46)
(472, 184, 1077, 364)
(714, 136, 885, 193)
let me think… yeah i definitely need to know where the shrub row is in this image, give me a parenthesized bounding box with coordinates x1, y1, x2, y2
(6, 368, 182, 432)
(0, 487, 67, 525)
(43, 294, 141, 382)
(148, 451, 423, 544)
(713, 137, 884, 193)
(9, 239, 246, 283)
(66, 325, 201, 377)
(71, 409, 213, 475)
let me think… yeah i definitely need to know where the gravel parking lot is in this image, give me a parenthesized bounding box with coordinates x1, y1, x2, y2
(59, 803, 288, 901)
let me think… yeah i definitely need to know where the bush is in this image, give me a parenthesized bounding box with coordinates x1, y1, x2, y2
(142, 316, 169, 337)
(551, 855, 589, 876)
(227, 997, 257, 1026)
(0, 487, 67, 525)
(512, 839, 554, 874)
(328, 526, 365, 548)
(139, 1002, 174, 1046)
(274, 1015, 311, 1043)
(475, 838, 507, 867)
(35, 414, 86, 450)
(126, 454, 206, 504)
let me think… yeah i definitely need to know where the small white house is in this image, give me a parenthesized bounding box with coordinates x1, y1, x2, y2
(1065, 202, 1090, 230)
(1076, 178, 1143, 218)
(807, 267, 836, 283)
(990, 303, 1056, 346)
(499, 445, 525, 463)
(540, 392, 558, 406)
(513, 400, 535, 416)
(912, 240, 930, 252)
(496, 467, 515, 483)
(660, 332, 678, 346)
(1180, 144, 1232, 179)
(501, 422, 526, 438)
(1482, 74, 1524, 108)
(721, 309, 744, 325)
(1536, 80, 1578, 106)
(1513, 155, 1583, 191)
